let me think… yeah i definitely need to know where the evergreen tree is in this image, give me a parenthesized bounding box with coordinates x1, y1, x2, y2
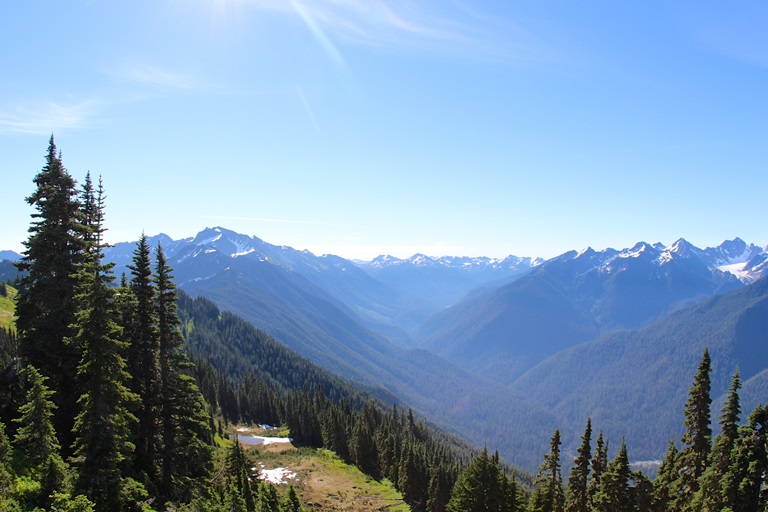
(13, 365, 67, 508)
(695, 370, 741, 512)
(587, 431, 607, 510)
(651, 440, 678, 512)
(591, 439, 632, 512)
(15, 136, 84, 452)
(126, 233, 161, 481)
(69, 178, 139, 510)
(155, 244, 213, 499)
(675, 349, 712, 510)
(528, 430, 564, 512)
(280, 484, 303, 512)
(225, 438, 255, 512)
(0, 419, 11, 495)
(256, 481, 280, 512)
(565, 418, 591, 512)
(447, 446, 516, 512)
(721, 405, 768, 512)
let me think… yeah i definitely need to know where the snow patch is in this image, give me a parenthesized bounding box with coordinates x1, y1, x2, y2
(253, 464, 298, 485)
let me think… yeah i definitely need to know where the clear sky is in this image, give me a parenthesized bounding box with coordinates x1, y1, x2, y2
(1, 1, 766, 261)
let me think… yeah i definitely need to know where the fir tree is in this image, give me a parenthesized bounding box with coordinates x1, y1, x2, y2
(695, 370, 741, 511)
(280, 484, 303, 512)
(591, 439, 632, 512)
(69, 179, 139, 509)
(13, 365, 67, 508)
(256, 481, 280, 512)
(528, 430, 564, 512)
(721, 405, 768, 512)
(675, 349, 712, 510)
(565, 418, 591, 512)
(587, 431, 608, 510)
(651, 439, 678, 512)
(126, 233, 161, 481)
(15, 136, 84, 453)
(155, 244, 213, 499)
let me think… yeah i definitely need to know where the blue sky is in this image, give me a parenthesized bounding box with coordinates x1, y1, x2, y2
(1, 1, 766, 260)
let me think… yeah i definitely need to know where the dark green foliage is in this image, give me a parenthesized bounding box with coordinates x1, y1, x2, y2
(591, 439, 632, 512)
(126, 234, 161, 481)
(695, 370, 741, 511)
(528, 430, 564, 512)
(565, 418, 591, 512)
(0, 419, 11, 495)
(15, 136, 84, 454)
(675, 348, 712, 509)
(721, 405, 768, 512)
(280, 484, 303, 512)
(69, 179, 139, 510)
(651, 440, 678, 512)
(446, 447, 518, 512)
(13, 365, 67, 508)
(156, 245, 213, 499)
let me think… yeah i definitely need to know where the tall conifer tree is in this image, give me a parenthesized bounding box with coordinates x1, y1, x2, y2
(675, 349, 712, 510)
(565, 418, 592, 512)
(155, 244, 213, 499)
(15, 136, 84, 451)
(529, 430, 564, 512)
(69, 178, 138, 509)
(695, 370, 741, 511)
(126, 234, 161, 481)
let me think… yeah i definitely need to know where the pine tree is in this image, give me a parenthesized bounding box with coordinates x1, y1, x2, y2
(155, 244, 213, 499)
(651, 439, 678, 512)
(69, 178, 139, 509)
(447, 446, 516, 512)
(695, 370, 741, 512)
(13, 365, 67, 508)
(587, 431, 608, 510)
(15, 136, 84, 453)
(126, 233, 161, 481)
(256, 481, 280, 512)
(528, 430, 564, 512)
(565, 418, 591, 512)
(675, 349, 712, 510)
(280, 484, 303, 512)
(591, 439, 632, 512)
(721, 405, 768, 512)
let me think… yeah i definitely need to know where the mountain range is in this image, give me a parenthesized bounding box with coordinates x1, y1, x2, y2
(3, 228, 767, 471)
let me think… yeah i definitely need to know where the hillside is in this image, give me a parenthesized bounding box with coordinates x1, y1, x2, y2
(510, 276, 768, 462)
(416, 239, 745, 384)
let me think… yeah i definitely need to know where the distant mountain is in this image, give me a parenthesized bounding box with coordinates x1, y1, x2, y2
(509, 276, 768, 463)
(359, 253, 542, 310)
(415, 238, 758, 383)
(0, 251, 20, 262)
(107, 228, 434, 346)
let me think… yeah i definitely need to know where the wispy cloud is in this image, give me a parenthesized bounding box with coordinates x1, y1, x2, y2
(109, 64, 210, 91)
(0, 100, 99, 135)
(248, 0, 470, 48)
(295, 84, 321, 133)
(245, 0, 557, 64)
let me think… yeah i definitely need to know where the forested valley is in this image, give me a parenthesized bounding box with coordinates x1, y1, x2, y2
(0, 139, 766, 511)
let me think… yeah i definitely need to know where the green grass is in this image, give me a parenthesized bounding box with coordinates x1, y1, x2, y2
(0, 285, 17, 331)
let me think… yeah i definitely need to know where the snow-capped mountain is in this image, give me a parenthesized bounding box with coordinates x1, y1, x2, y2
(364, 253, 543, 272)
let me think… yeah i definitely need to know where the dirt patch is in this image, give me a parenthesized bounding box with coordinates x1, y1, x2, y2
(243, 446, 410, 512)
